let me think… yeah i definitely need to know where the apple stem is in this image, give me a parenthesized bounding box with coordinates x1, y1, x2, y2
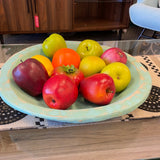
(118, 52, 123, 57)
(106, 89, 113, 93)
(20, 60, 23, 63)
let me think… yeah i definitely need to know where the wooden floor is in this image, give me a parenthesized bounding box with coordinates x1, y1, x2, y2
(2, 24, 156, 44)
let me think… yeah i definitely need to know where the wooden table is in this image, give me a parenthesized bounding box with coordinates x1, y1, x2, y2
(0, 40, 160, 160)
(1, 118, 160, 160)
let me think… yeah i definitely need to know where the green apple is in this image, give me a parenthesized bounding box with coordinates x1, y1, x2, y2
(101, 62, 131, 92)
(42, 33, 67, 59)
(76, 39, 103, 59)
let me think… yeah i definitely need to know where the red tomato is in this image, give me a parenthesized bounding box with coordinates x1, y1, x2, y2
(52, 48, 81, 68)
(52, 65, 84, 86)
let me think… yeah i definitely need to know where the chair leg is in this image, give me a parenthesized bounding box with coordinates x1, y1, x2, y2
(137, 28, 145, 40)
(152, 31, 157, 38)
(137, 28, 159, 39)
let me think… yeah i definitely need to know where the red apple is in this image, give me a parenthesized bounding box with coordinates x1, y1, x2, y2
(12, 58, 49, 96)
(79, 73, 115, 105)
(101, 47, 127, 65)
(42, 75, 78, 110)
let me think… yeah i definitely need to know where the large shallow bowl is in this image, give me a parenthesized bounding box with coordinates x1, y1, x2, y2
(0, 41, 152, 123)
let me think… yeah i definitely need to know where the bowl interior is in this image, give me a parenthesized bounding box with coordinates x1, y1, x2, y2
(0, 42, 152, 123)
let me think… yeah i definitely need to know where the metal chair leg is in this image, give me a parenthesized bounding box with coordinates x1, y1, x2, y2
(152, 31, 157, 38)
(138, 28, 159, 40)
(137, 28, 145, 40)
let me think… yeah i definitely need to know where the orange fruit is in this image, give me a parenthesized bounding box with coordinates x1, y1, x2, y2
(31, 55, 54, 77)
(52, 48, 81, 68)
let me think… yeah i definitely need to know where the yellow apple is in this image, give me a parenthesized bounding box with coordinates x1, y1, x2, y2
(79, 56, 106, 77)
(76, 39, 103, 59)
(101, 62, 131, 92)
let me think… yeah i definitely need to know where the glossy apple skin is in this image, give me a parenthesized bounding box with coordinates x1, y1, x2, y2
(101, 62, 131, 93)
(76, 39, 103, 59)
(42, 33, 67, 59)
(101, 47, 127, 65)
(42, 75, 78, 110)
(79, 73, 115, 105)
(12, 58, 49, 96)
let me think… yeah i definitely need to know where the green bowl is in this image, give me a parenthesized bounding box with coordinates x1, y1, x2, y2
(0, 41, 152, 123)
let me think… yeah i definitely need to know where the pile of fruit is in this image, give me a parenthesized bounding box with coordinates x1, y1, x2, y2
(12, 33, 131, 110)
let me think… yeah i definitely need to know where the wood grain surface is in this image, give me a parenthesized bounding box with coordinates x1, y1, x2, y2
(1, 118, 160, 160)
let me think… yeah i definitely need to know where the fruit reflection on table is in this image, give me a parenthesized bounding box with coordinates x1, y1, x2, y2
(12, 33, 131, 110)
